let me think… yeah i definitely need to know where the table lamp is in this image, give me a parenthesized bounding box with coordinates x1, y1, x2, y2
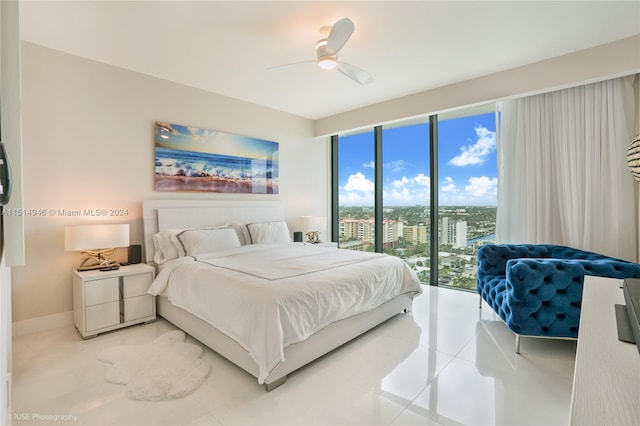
(64, 224, 130, 271)
(299, 216, 326, 244)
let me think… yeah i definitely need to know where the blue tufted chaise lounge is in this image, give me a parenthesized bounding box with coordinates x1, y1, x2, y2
(476, 243, 640, 353)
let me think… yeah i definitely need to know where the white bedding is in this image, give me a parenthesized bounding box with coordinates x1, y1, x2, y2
(148, 243, 422, 383)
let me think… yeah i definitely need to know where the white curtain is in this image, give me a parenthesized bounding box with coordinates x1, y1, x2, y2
(496, 75, 638, 261)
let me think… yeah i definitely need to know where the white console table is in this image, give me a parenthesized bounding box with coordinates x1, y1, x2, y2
(570, 276, 640, 425)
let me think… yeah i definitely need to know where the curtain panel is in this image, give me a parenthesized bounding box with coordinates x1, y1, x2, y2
(496, 75, 638, 261)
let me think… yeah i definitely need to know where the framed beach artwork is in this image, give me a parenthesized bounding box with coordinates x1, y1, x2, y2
(154, 121, 279, 194)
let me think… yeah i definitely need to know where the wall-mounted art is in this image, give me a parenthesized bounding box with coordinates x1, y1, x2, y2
(154, 121, 279, 194)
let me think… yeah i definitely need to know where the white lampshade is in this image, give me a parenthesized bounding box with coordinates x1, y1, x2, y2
(64, 224, 130, 251)
(299, 216, 325, 233)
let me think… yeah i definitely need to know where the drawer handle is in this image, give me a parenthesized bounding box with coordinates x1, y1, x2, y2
(119, 277, 124, 323)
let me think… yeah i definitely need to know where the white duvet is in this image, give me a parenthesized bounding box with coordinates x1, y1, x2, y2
(148, 243, 422, 383)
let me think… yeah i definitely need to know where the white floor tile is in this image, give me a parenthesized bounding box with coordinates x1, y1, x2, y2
(391, 408, 442, 426)
(11, 286, 576, 425)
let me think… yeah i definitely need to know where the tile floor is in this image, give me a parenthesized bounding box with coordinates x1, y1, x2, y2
(11, 286, 577, 425)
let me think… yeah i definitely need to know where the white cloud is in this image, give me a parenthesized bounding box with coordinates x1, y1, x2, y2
(342, 168, 497, 206)
(340, 172, 376, 205)
(339, 191, 373, 205)
(343, 172, 374, 192)
(441, 176, 457, 193)
(392, 176, 411, 188)
(361, 160, 408, 172)
(449, 126, 496, 167)
(437, 175, 497, 205)
(389, 187, 413, 202)
(413, 173, 430, 186)
(390, 173, 430, 190)
(465, 176, 498, 197)
(387, 160, 407, 172)
(380, 173, 430, 205)
(384, 187, 428, 204)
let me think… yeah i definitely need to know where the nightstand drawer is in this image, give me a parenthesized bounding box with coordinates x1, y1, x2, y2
(85, 301, 120, 331)
(85, 277, 120, 306)
(122, 272, 153, 298)
(124, 294, 154, 321)
(73, 264, 156, 339)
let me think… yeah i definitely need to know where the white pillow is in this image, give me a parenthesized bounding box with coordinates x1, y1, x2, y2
(177, 227, 241, 256)
(232, 223, 251, 246)
(247, 221, 291, 244)
(152, 229, 186, 264)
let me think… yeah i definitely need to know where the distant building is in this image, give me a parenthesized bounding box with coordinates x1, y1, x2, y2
(339, 218, 400, 247)
(440, 217, 467, 248)
(403, 224, 428, 245)
(340, 216, 471, 249)
(338, 239, 365, 251)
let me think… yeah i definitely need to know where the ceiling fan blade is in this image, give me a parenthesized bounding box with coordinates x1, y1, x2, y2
(326, 18, 354, 54)
(337, 62, 372, 85)
(267, 60, 315, 70)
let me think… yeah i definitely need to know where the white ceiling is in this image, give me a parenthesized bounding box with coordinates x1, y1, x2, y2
(19, 1, 640, 120)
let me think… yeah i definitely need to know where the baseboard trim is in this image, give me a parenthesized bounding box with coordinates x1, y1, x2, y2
(12, 311, 73, 337)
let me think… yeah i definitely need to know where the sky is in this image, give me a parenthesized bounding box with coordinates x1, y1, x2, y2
(155, 121, 278, 160)
(339, 112, 497, 206)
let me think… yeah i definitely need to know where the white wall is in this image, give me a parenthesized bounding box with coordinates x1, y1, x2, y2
(12, 42, 326, 325)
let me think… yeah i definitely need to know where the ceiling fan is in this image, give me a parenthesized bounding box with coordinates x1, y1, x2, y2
(270, 17, 372, 85)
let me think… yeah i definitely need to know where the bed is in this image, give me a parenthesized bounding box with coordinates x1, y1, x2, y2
(142, 199, 422, 390)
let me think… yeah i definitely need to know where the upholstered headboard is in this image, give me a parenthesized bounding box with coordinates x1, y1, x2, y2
(142, 199, 285, 263)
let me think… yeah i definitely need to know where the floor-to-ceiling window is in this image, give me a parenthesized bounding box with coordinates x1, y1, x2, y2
(381, 119, 431, 282)
(336, 129, 375, 251)
(436, 109, 497, 290)
(333, 105, 497, 291)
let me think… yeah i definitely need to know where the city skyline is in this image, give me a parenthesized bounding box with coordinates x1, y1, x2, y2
(338, 112, 498, 207)
(336, 205, 496, 290)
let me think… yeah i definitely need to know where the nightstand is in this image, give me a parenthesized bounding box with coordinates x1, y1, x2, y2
(72, 263, 156, 339)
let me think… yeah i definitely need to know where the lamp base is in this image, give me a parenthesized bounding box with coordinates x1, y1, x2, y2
(77, 248, 121, 272)
(77, 264, 121, 272)
(305, 231, 321, 244)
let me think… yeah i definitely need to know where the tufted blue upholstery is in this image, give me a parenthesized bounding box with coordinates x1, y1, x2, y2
(477, 244, 640, 339)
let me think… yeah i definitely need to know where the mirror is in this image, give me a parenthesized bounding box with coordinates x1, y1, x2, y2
(0, 142, 11, 205)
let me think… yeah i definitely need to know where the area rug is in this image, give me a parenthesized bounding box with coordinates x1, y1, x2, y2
(97, 330, 211, 401)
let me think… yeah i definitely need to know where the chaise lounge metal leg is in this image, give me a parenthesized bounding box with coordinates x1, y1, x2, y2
(515, 334, 521, 354)
(479, 295, 482, 309)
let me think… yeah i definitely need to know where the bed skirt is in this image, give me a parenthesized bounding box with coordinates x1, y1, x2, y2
(157, 292, 415, 390)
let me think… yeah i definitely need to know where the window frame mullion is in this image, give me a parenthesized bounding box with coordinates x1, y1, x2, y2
(429, 114, 439, 286)
(330, 135, 339, 243)
(374, 126, 383, 253)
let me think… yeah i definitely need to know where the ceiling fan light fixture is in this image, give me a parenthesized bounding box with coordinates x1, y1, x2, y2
(318, 57, 337, 70)
(269, 17, 370, 83)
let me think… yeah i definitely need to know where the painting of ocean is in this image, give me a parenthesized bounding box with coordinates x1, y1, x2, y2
(154, 122, 278, 194)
